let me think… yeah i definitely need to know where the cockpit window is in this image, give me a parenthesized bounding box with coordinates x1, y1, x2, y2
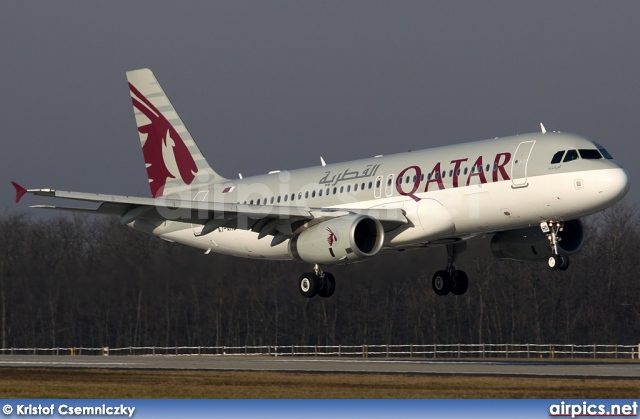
(579, 149, 603, 160)
(563, 150, 579, 163)
(598, 148, 613, 159)
(551, 151, 565, 164)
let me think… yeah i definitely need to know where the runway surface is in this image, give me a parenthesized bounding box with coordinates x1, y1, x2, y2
(0, 355, 639, 378)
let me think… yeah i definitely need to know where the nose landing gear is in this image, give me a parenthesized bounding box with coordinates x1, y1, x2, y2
(541, 221, 570, 271)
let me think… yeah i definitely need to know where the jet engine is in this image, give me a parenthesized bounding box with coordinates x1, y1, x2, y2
(490, 219, 584, 262)
(289, 215, 384, 264)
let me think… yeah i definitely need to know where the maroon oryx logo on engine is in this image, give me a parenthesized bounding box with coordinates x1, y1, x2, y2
(326, 227, 337, 246)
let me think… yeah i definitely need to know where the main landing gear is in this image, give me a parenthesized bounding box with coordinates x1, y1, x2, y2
(541, 221, 570, 271)
(432, 242, 468, 296)
(299, 264, 336, 298)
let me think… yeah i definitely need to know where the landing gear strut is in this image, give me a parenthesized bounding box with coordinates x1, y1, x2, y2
(432, 242, 469, 296)
(541, 221, 570, 271)
(299, 264, 336, 298)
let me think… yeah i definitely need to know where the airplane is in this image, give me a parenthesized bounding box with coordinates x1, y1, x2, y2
(12, 68, 630, 298)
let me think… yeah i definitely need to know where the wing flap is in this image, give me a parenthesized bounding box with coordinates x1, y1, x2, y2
(310, 207, 407, 224)
(29, 203, 128, 216)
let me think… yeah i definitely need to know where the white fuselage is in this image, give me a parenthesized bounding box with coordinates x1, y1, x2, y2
(136, 132, 629, 261)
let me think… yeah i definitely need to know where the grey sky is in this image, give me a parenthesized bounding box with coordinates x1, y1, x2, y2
(2, 1, 639, 212)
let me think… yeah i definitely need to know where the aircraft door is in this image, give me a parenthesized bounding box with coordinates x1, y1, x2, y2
(511, 141, 536, 188)
(385, 174, 395, 197)
(374, 175, 383, 198)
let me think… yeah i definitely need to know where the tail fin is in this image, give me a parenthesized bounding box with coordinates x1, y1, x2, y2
(126, 68, 226, 198)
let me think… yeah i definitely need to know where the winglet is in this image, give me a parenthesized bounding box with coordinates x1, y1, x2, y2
(11, 182, 28, 203)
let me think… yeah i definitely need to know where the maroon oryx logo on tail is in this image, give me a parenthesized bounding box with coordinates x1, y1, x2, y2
(129, 83, 198, 197)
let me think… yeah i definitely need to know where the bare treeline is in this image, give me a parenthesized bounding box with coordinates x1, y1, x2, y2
(0, 203, 638, 349)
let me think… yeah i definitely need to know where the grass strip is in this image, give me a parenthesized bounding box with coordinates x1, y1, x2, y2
(0, 368, 638, 398)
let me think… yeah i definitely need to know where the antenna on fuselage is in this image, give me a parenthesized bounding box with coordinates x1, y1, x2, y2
(540, 123, 547, 134)
(320, 157, 327, 167)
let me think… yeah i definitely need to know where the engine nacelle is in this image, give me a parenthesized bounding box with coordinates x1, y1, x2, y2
(289, 215, 384, 264)
(490, 219, 584, 262)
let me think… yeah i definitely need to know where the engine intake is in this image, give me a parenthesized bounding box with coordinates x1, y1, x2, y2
(490, 219, 584, 262)
(289, 215, 384, 264)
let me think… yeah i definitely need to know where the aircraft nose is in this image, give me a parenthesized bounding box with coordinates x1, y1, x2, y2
(598, 167, 630, 204)
(613, 167, 630, 197)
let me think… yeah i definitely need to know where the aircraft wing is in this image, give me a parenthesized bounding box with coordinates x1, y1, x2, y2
(12, 183, 407, 243)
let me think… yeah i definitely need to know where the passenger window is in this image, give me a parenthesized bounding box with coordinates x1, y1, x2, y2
(579, 149, 603, 160)
(270, 197, 274, 204)
(361, 182, 365, 190)
(563, 150, 579, 162)
(420, 174, 424, 181)
(486, 164, 490, 172)
(284, 195, 288, 202)
(340, 186, 344, 193)
(326, 188, 330, 195)
(368, 182, 372, 189)
(376, 180, 381, 188)
(448, 170, 453, 178)
(354, 184, 358, 192)
(277, 196, 281, 203)
(551, 151, 565, 164)
(387, 178, 392, 186)
(398, 177, 402, 185)
(464, 167, 468, 175)
(312, 191, 316, 198)
(305, 191, 309, 199)
(291, 194, 295, 200)
(347, 185, 351, 192)
(319, 189, 323, 197)
(333, 187, 337, 194)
